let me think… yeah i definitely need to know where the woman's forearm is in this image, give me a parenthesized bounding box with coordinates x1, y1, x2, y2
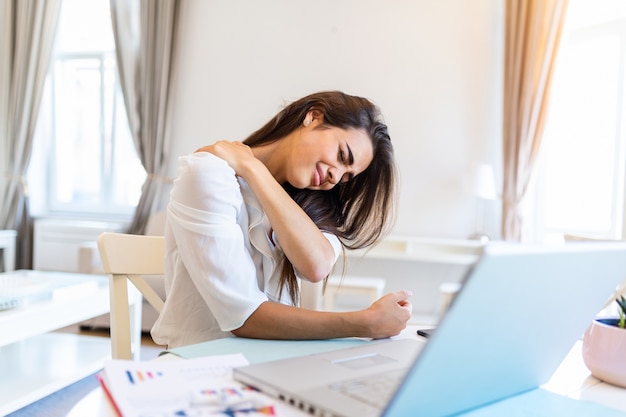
(240, 158, 337, 282)
(232, 302, 366, 339)
(231, 291, 413, 340)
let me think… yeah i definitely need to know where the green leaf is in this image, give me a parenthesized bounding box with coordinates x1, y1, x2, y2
(617, 295, 626, 313)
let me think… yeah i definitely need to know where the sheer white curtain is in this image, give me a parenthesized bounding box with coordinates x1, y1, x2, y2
(502, 0, 569, 241)
(0, 0, 61, 268)
(110, 0, 179, 234)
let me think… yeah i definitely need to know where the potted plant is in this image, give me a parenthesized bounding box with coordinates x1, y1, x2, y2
(582, 294, 626, 387)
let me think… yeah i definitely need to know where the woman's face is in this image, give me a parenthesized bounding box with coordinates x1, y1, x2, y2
(287, 123, 374, 191)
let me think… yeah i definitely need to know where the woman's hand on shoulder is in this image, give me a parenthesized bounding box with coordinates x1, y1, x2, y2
(196, 141, 257, 177)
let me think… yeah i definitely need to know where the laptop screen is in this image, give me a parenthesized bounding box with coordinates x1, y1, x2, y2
(383, 242, 626, 416)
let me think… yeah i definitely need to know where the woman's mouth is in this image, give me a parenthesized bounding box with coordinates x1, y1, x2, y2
(314, 164, 324, 187)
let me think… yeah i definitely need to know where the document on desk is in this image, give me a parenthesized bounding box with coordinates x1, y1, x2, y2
(98, 354, 281, 417)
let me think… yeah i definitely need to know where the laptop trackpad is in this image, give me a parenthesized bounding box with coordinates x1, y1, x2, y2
(332, 353, 396, 370)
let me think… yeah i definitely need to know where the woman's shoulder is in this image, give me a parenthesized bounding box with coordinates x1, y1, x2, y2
(174, 151, 238, 186)
(179, 150, 231, 167)
(178, 151, 236, 173)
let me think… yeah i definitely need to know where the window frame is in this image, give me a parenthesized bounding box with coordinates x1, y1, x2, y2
(530, 5, 626, 242)
(28, 5, 145, 221)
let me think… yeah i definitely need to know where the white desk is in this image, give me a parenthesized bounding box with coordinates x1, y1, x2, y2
(302, 236, 484, 319)
(0, 270, 112, 415)
(347, 235, 484, 265)
(67, 325, 626, 416)
(0, 270, 111, 346)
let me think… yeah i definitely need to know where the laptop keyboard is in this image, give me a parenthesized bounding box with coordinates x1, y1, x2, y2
(328, 368, 407, 409)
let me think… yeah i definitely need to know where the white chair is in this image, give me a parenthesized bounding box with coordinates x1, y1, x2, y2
(97, 232, 165, 360)
(79, 211, 167, 331)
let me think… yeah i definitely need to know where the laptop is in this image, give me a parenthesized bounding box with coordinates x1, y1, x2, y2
(234, 241, 626, 417)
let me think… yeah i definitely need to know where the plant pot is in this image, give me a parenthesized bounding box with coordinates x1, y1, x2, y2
(582, 318, 626, 388)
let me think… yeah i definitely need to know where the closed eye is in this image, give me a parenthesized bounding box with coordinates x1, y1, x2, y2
(339, 144, 354, 165)
(338, 143, 355, 184)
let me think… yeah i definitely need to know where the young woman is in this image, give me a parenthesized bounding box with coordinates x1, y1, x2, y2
(152, 91, 412, 348)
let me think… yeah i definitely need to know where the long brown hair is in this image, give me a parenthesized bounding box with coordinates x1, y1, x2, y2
(244, 91, 397, 303)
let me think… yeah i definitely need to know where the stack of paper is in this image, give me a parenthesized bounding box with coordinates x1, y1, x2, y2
(98, 354, 278, 417)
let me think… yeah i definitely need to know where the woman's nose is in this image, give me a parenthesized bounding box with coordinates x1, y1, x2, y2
(328, 167, 341, 184)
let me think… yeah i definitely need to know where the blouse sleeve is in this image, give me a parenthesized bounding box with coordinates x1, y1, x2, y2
(166, 152, 268, 331)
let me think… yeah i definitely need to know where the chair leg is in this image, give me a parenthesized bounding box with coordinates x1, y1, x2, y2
(128, 284, 143, 360)
(109, 275, 133, 360)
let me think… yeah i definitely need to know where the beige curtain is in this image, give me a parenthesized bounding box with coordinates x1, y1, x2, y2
(110, 0, 178, 235)
(502, 0, 569, 241)
(0, 0, 61, 268)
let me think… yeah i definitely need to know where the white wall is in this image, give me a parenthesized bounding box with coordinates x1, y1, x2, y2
(167, 0, 504, 239)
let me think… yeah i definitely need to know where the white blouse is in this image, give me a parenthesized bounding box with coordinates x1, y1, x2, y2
(151, 152, 341, 348)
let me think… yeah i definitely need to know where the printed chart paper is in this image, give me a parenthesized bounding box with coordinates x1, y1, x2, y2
(99, 354, 276, 417)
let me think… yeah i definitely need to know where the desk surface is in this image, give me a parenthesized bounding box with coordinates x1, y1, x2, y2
(67, 325, 626, 416)
(0, 270, 110, 346)
(0, 270, 112, 415)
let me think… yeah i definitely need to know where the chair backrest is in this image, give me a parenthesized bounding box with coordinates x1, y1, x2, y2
(97, 232, 165, 360)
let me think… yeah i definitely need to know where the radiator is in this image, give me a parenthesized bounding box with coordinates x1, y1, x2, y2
(33, 218, 125, 272)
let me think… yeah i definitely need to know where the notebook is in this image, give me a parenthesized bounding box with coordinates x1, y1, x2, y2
(233, 241, 626, 417)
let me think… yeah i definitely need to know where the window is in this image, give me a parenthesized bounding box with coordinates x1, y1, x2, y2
(531, 0, 626, 241)
(29, 0, 145, 220)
